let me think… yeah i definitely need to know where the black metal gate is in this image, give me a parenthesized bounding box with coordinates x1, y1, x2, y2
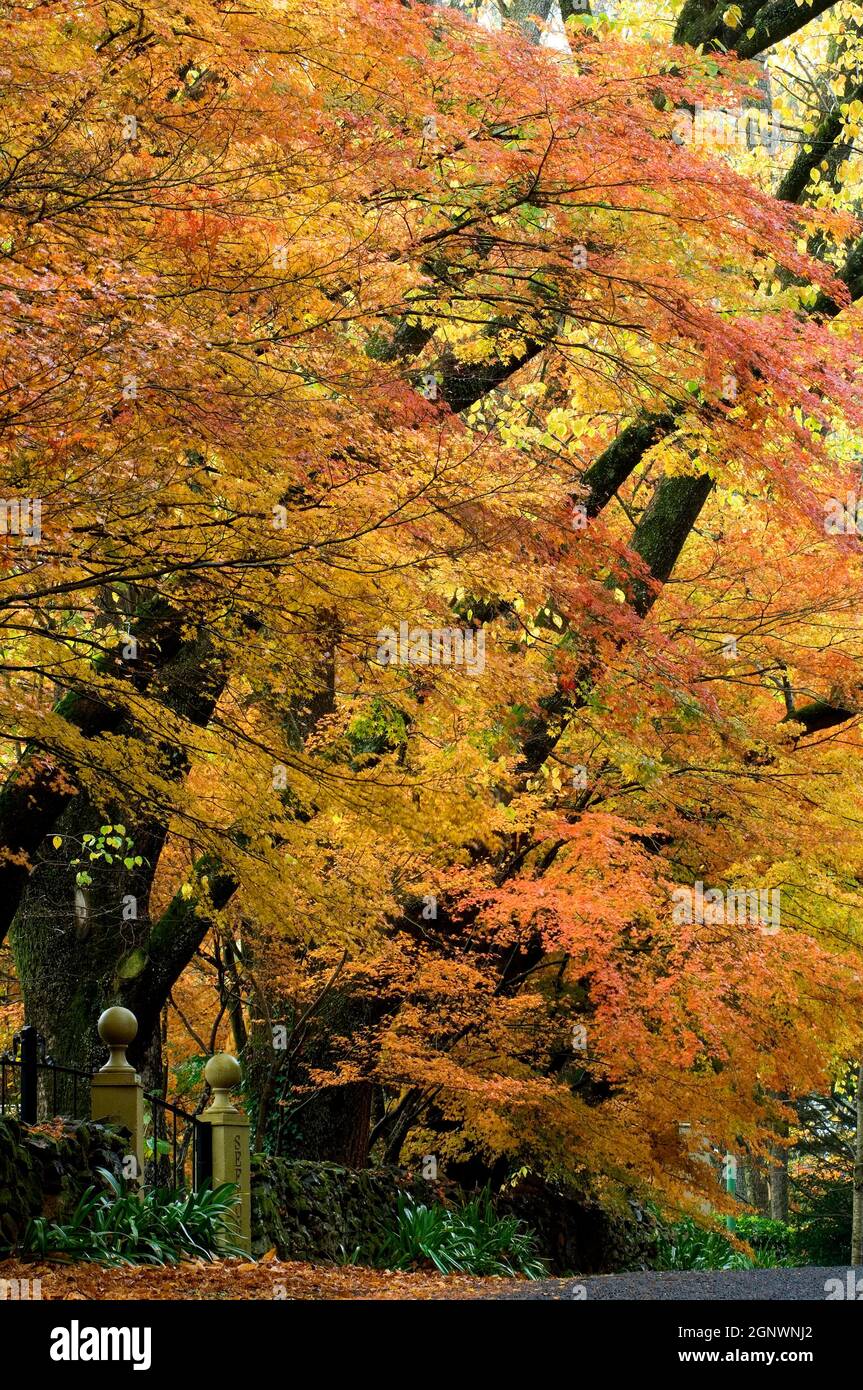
(143, 1090, 212, 1192)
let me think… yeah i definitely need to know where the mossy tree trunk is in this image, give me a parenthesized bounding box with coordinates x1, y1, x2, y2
(11, 796, 157, 1079)
(9, 618, 231, 1089)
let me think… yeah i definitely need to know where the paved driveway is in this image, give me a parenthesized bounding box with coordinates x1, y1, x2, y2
(483, 1266, 863, 1300)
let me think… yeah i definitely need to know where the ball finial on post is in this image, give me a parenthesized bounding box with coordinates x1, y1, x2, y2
(200, 1052, 250, 1251)
(97, 1006, 138, 1072)
(204, 1053, 242, 1112)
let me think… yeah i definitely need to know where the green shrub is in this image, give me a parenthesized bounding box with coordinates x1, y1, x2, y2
(379, 1188, 547, 1279)
(21, 1168, 247, 1266)
(655, 1216, 752, 1271)
(654, 1213, 792, 1271)
(733, 1214, 792, 1266)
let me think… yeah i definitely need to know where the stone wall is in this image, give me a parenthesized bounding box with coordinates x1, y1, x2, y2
(250, 1156, 657, 1273)
(0, 1116, 125, 1249)
(497, 1178, 660, 1274)
(251, 1157, 440, 1262)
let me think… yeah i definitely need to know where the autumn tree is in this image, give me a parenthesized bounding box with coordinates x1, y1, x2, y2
(3, 0, 863, 1220)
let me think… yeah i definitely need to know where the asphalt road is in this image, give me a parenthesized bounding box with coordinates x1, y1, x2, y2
(484, 1266, 863, 1300)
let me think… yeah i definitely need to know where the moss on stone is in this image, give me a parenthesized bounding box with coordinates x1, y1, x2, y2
(250, 1157, 438, 1263)
(0, 1117, 125, 1251)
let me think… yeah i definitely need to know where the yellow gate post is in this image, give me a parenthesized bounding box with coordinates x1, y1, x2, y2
(90, 1006, 145, 1187)
(200, 1053, 251, 1254)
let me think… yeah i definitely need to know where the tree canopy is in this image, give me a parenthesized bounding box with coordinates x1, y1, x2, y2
(3, 0, 863, 1222)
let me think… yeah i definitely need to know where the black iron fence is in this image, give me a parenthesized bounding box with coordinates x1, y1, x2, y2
(0, 1024, 213, 1194)
(0, 1025, 91, 1123)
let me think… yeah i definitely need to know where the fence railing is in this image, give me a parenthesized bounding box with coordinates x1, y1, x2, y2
(144, 1090, 212, 1192)
(0, 1025, 91, 1124)
(0, 1009, 246, 1249)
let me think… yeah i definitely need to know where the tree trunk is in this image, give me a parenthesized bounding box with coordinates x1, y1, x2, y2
(10, 617, 229, 1082)
(10, 792, 169, 1083)
(245, 983, 375, 1167)
(737, 1153, 770, 1213)
(852, 1062, 863, 1265)
(769, 1144, 789, 1222)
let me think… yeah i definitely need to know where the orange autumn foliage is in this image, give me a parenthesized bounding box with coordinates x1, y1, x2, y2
(1, 0, 863, 1218)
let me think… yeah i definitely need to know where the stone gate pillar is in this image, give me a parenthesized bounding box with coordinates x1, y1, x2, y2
(200, 1053, 251, 1254)
(90, 1006, 145, 1188)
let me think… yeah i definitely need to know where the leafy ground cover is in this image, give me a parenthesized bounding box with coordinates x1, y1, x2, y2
(0, 1254, 520, 1301)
